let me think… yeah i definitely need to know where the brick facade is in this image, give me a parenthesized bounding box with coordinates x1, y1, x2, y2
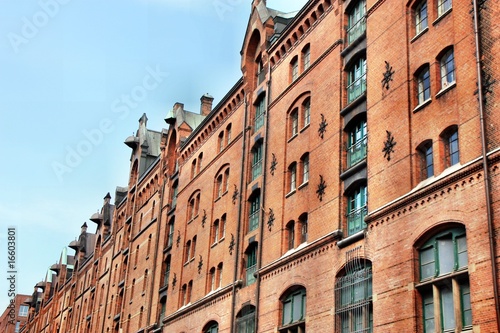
(21, 0, 500, 332)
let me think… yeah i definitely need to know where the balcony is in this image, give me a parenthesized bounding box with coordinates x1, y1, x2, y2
(347, 76, 366, 104)
(347, 18, 366, 45)
(347, 206, 367, 236)
(246, 265, 257, 286)
(347, 137, 367, 168)
(249, 210, 260, 231)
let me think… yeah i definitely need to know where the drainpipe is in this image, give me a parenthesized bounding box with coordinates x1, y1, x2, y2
(230, 91, 249, 333)
(255, 60, 272, 333)
(472, 0, 500, 331)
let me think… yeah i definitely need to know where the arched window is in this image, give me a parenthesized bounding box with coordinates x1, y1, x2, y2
(416, 65, 431, 105)
(286, 221, 295, 250)
(204, 321, 219, 333)
(439, 48, 455, 89)
(280, 286, 306, 332)
(335, 260, 372, 332)
(302, 44, 311, 71)
(347, 56, 367, 103)
(288, 162, 297, 192)
(416, 226, 471, 332)
(418, 140, 434, 180)
(245, 243, 258, 286)
(251, 141, 263, 181)
(346, 0, 366, 44)
(441, 126, 459, 167)
(236, 305, 256, 333)
(346, 183, 367, 236)
(414, 1, 428, 35)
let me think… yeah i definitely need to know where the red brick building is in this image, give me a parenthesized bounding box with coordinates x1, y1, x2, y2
(21, 0, 500, 332)
(0, 294, 30, 333)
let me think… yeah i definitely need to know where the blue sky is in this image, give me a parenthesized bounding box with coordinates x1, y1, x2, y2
(0, 0, 307, 312)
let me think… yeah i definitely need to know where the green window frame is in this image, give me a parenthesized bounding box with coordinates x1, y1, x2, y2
(347, 57, 367, 103)
(251, 143, 263, 181)
(255, 97, 265, 131)
(249, 194, 260, 232)
(347, 0, 366, 44)
(347, 120, 367, 168)
(236, 306, 256, 333)
(282, 288, 306, 326)
(246, 244, 258, 286)
(347, 185, 367, 236)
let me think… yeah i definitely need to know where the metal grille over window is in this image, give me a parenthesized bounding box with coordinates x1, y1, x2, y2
(335, 247, 372, 333)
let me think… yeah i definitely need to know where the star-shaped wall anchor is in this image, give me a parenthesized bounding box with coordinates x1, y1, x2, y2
(201, 209, 207, 228)
(197, 255, 203, 274)
(229, 234, 235, 255)
(381, 61, 395, 90)
(267, 208, 275, 231)
(316, 175, 327, 201)
(232, 185, 239, 204)
(318, 114, 328, 139)
(270, 153, 278, 176)
(382, 130, 396, 161)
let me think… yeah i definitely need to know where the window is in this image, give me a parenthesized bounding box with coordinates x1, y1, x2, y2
(217, 263, 223, 288)
(417, 66, 431, 105)
(158, 297, 166, 325)
(184, 240, 191, 263)
(15, 321, 20, 333)
(188, 192, 200, 221)
(301, 154, 309, 185)
(335, 262, 372, 333)
(302, 45, 311, 71)
(417, 227, 471, 332)
(290, 109, 299, 137)
(245, 243, 258, 286)
(236, 305, 256, 333)
(212, 219, 220, 244)
(216, 175, 223, 199)
(303, 99, 311, 127)
(299, 213, 308, 243)
(286, 221, 295, 250)
(415, 1, 428, 35)
(254, 96, 265, 131)
(220, 214, 226, 239)
(347, 185, 367, 236)
(443, 128, 459, 167)
(197, 153, 203, 173)
(167, 218, 175, 248)
(209, 267, 216, 291)
(187, 280, 193, 304)
(347, 0, 366, 44)
(226, 124, 232, 144)
(171, 181, 178, 209)
(418, 141, 434, 179)
(204, 322, 219, 333)
(163, 256, 171, 287)
(280, 287, 306, 332)
(218, 132, 224, 152)
(289, 163, 297, 192)
(19, 305, 29, 317)
(191, 236, 197, 260)
(440, 49, 455, 89)
(347, 57, 367, 103)
(437, 0, 452, 16)
(347, 120, 367, 168)
(224, 169, 230, 193)
(251, 142, 263, 181)
(191, 160, 197, 179)
(249, 194, 260, 232)
(291, 56, 299, 82)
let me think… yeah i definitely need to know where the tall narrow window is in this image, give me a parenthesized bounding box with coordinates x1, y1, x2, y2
(224, 169, 230, 193)
(417, 227, 471, 332)
(347, 185, 367, 236)
(280, 287, 306, 332)
(245, 243, 258, 286)
(291, 56, 299, 82)
(191, 236, 197, 259)
(417, 66, 431, 105)
(299, 213, 308, 243)
(254, 97, 265, 131)
(226, 124, 232, 144)
(212, 219, 220, 244)
(335, 262, 372, 333)
(347, 57, 367, 103)
(419, 141, 434, 179)
(347, 120, 367, 168)
(302, 45, 311, 71)
(437, 0, 452, 16)
(415, 1, 428, 35)
(290, 109, 299, 137)
(251, 142, 263, 181)
(209, 267, 216, 291)
(184, 240, 191, 263)
(347, 0, 366, 44)
(440, 49, 455, 89)
(447, 130, 459, 166)
(289, 163, 297, 192)
(171, 181, 178, 209)
(216, 175, 223, 199)
(301, 153, 310, 184)
(217, 263, 223, 288)
(163, 256, 171, 287)
(286, 221, 295, 250)
(167, 218, 175, 248)
(303, 98, 311, 127)
(181, 284, 187, 306)
(249, 194, 260, 232)
(220, 214, 226, 239)
(218, 132, 224, 152)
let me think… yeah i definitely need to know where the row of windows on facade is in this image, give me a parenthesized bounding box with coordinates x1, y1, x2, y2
(418, 125, 459, 180)
(414, 0, 452, 37)
(157, 226, 469, 333)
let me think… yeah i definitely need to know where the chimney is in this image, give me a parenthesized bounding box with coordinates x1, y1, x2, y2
(200, 93, 214, 116)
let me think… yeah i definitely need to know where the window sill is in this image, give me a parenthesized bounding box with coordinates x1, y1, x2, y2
(411, 27, 429, 44)
(300, 123, 310, 133)
(413, 98, 432, 113)
(298, 181, 308, 190)
(285, 189, 297, 198)
(436, 81, 456, 98)
(415, 269, 468, 288)
(211, 242, 218, 248)
(287, 133, 298, 143)
(433, 7, 452, 26)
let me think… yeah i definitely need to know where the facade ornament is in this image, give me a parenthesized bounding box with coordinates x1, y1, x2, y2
(229, 234, 235, 255)
(176, 230, 181, 248)
(318, 114, 328, 139)
(232, 185, 239, 204)
(475, 71, 496, 104)
(270, 153, 278, 176)
(381, 61, 395, 90)
(267, 208, 275, 231)
(172, 273, 177, 288)
(316, 175, 327, 201)
(198, 255, 203, 274)
(382, 130, 396, 161)
(201, 209, 207, 228)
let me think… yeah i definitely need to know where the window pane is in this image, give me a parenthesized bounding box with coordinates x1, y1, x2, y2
(423, 291, 435, 333)
(456, 235, 468, 269)
(438, 238, 454, 275)
(461, 282, 472, 327)
(283, 300, 292, 324)
(440, 286, 456, 330)
(292, 292, 303, 321)
(420, 247, 435, 280)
